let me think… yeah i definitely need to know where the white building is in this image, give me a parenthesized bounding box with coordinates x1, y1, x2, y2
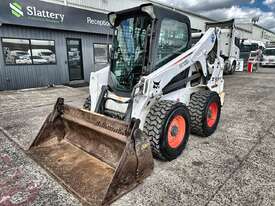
(236, 22, 275, 43)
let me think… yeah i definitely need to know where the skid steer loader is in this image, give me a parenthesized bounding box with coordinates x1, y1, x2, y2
(29, 3, 225, 205)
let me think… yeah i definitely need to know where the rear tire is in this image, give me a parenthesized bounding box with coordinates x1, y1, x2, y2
(189, 90, 221, 137)
(229, 62, 236, 74)
(144, 100, 190, 161)
(223, 61, 230, 75)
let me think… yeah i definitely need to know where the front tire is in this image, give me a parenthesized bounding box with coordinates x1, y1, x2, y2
(144, 100, 190, 161)
(189, 91, 221, 137)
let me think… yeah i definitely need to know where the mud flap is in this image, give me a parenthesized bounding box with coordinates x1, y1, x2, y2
(27, 98, 154, 206)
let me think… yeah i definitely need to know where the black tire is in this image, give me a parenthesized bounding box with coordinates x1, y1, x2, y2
(83, 95, 91, 110)
(144, 100, 190, 161)
(223, 61, 230, 75)
(189, 90, 221, 137)
(229, 62, 236, 75)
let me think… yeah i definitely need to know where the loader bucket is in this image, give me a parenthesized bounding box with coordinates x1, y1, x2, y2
(27, 98, 154, 206)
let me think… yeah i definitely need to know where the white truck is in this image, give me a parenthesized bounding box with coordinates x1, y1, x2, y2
(206, 19, 241, 74)
(240, 39, 265, 64)
(261, 47, 275, 67)
(29, 49, 56, 63)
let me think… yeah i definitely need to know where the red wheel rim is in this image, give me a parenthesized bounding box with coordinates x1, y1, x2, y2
(168, 115, 186, 148)
(207, 102, 218, 128)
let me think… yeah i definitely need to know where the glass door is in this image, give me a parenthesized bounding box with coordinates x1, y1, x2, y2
(66, 38, 84, 81)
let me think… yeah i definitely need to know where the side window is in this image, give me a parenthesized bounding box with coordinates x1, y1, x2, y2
(2, 38, 56, 65)
(30, 40, 56, 65)
(156, 18, 189, 67)
(2, 38, 31, 65)
(94, 43, 108, 64)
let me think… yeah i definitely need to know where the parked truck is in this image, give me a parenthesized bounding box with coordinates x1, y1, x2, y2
(240, 39, 265, 65)
(206, 19, 241, 74)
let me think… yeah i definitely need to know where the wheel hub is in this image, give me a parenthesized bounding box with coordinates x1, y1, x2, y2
(207, 110, 212, 118)
(170, 126, 179, 137)
(168, 115, 186, 148)
(207, 102, 218, 128)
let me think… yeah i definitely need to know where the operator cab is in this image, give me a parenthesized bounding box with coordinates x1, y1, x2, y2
(108, 4, 191, 97)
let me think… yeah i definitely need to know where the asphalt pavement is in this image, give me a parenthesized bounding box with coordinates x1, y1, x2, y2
(0, 68, 274, 206)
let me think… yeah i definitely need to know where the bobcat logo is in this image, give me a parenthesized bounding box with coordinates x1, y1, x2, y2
(153, 81, 160, 89)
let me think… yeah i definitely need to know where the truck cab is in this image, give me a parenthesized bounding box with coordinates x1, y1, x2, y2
(240, 40, 265, 64)
(206, 19, 240, 74)
(261, 47, 275, 67)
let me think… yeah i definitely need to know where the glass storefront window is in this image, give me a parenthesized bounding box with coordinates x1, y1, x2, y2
(94, 44, 108, 63)
(2, 38, 56, 65)
(30, 40, 56, 64)
(2, 38, 31, 65)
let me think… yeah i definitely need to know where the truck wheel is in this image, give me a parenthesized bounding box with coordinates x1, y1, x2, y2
(229, 62, 236, 74)
(223, 61, 230, 75)
(189, 91, 221, 137)
(144, 100, 190, 161)
(83, 95, 91, 110)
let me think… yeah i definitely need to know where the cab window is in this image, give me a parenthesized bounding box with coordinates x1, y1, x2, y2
(263, 49, 275, 56)
(156, 18, 189, 68)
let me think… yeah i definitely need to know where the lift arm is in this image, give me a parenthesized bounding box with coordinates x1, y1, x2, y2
(140, 28, 224, 99)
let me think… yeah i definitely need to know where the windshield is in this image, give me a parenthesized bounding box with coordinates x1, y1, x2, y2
(263, 49, 275, 56)
(16, 52, 28, 56)
(33, 56, 43, 59)
(240, 43, 258, 52)
(250, 52, 257, 57)
(110, 14, 152, 93)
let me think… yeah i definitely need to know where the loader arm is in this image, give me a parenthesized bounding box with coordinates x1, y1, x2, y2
(141, 27, 224, 99)
(128, 27, 225, 128)
(88, 27, 225, 128)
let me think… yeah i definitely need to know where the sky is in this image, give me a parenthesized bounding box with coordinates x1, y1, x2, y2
(157, 0, 275, 32)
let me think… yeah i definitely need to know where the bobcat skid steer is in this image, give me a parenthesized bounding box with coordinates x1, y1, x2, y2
(29, 3, 225, 206)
